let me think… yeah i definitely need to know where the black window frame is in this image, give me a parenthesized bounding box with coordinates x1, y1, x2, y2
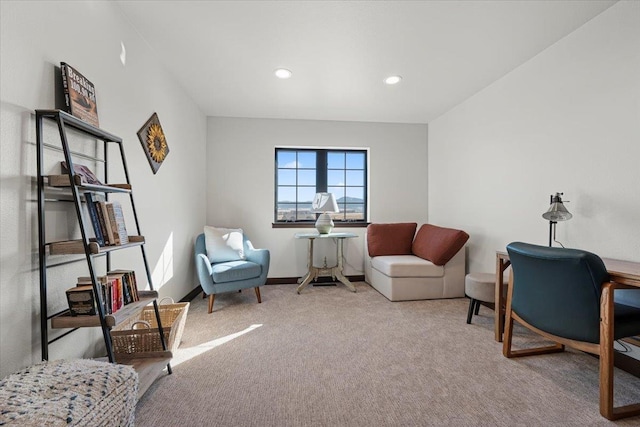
(273, 147, 368, 227)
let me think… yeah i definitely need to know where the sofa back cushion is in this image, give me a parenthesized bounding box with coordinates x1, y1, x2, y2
(412, 224, 469, 266)
(367, 223, 417, 257)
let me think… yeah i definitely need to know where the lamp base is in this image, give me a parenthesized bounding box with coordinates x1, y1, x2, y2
(315, 213, 334, 234)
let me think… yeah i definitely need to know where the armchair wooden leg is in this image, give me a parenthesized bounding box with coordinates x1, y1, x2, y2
(208, 294, 215, 314)
(254, 287, 262, 303)
(202, 291, 206, 299)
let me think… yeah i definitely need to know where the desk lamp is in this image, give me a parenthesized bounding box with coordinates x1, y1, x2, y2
(542, 192, 572, 247)
(312, 192, 339, 234)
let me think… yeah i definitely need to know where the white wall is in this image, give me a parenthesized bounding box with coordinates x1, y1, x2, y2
(207, 117, 428, 278)
(0, 1, 207, 377)
(428, 1, 640, 274)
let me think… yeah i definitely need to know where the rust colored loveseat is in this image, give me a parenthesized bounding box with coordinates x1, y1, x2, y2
(364, 223, 469, 301)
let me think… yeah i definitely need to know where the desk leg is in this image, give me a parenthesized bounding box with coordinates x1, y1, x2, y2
(335, 238, 356, 292)
(297, 238, 315, 294)
(495, 257, 510, 342)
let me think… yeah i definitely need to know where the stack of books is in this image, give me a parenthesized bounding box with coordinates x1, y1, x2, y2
(66, 270, 140, 316)
(85, 194, 129, 246)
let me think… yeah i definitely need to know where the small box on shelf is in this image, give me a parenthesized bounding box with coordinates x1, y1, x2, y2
(66, 285, 97, 316)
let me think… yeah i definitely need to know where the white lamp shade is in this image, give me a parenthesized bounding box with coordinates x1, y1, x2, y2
(312, 192, 339, 213)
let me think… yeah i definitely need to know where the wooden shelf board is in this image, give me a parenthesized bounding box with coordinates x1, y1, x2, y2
(50, 291, 158, 329)
(47, 174, 131, 192)
(48, 235, 144, 255)
(122, 356, 172, 399)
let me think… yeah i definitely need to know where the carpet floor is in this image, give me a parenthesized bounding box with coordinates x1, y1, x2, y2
(135, 282, 640, 426)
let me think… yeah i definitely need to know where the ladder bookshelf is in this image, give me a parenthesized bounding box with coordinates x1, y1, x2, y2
(36, 109, 171, 397)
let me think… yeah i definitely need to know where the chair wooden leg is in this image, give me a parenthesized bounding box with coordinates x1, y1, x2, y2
(202, 291, 206, 299)
(466, 298, 475, 324)
(254, 287, 262, 303)
(598, 283, 640, 420)
(208, 294, 215, 314)
(474, 300, 480, 315)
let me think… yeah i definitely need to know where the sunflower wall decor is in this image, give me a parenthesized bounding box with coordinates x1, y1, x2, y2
(137, 112, 170, 174)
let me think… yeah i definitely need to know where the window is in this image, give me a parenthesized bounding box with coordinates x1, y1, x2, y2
(275, 148, 367, 224)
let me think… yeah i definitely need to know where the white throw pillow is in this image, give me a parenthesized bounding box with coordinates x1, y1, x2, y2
(203, 226, 245, 263)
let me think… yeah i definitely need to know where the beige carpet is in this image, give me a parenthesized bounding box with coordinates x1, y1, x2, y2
(135, 283, 640, 426)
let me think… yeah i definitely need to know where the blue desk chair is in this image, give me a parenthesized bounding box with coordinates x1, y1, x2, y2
(504, 242, 640, 420)
(195, 232, 270, 314)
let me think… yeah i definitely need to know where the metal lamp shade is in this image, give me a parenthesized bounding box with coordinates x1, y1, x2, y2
(542, 202, 573, 221)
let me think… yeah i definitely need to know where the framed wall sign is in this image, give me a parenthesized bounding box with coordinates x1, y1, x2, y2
(137, 112, 169, 174)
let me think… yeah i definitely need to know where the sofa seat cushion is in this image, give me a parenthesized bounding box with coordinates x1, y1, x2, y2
(212, 260, 262, 283)
(371, 255, 444, 278)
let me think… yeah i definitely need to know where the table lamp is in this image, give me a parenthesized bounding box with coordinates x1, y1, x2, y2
(542, 192, 572, 247)
(312, 192, 339, 234)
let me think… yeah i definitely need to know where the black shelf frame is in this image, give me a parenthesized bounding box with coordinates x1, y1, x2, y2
(36, 109, 171, 374)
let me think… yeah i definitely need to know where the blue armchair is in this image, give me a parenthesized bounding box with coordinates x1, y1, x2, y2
(504, 242, 640, 420)
(195, 232, 270, 313)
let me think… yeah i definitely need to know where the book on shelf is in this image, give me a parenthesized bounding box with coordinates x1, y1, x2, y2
(108, 269, 139, 303)
(60, 161, 102, 186)
(66, 285, 97, 316)
(97, 201, 116, 245)
(84, 193, 105, 246)
(105, 201, 129, 245)
(91, 195, 112, 246)
(76, 269, 138, 316)
(60, 62, 99, 127)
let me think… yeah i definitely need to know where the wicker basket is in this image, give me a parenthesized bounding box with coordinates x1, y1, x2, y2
(110, 298, 189, 362)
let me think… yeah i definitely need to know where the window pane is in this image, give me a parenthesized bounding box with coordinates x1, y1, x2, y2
(277, 151, 296, 168)
(297, 152, 316, 169)
(277, 186, 296, 203)
(328, 186, 345, 201)
(345, 203, 365, 220)
(277, 203, 296, 221)
(278, 169, 296, 186)
(297, 187, 316, 204)
(346, 152, 365, 169)
(298, 206, 315, 220)
(345, 170, 363, 186)
(346, 187, 364, 201)
(297, 169, 316, 186)
(327, 152, 345, 169)
(327, 170, 344, 186)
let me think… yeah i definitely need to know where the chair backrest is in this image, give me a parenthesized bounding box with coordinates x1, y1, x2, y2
(506, 242, 609, 343)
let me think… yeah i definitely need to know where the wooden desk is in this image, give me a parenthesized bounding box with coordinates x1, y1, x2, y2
(494, 251, 640, 342)
(295, 232, 357, 294)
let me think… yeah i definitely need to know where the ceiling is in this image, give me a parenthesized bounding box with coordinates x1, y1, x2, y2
(115, 0, 616, 124)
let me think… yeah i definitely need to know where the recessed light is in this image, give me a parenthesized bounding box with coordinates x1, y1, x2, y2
(384, 75, 402, 85)
(274, 68, 292, 79)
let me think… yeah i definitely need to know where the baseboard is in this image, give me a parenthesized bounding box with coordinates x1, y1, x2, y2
(184, 275, 366, 300)
(266, 275, 365, 285)
(181, 286, 203, 302)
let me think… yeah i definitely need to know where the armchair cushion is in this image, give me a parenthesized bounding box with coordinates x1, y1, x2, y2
(366, 223, 417, 257)
(212, 260, 262, 283)
(412, 224, 469, 266)
(204, 226, 245, 263)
